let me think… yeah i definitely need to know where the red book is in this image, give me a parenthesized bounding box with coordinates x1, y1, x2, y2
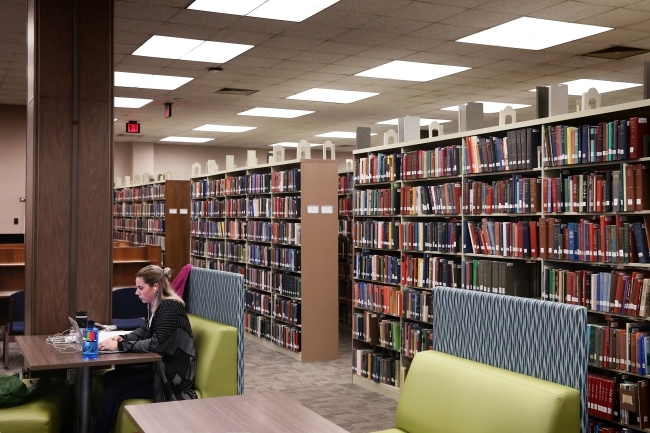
(600, 216, 613, 262)
(529, 221, 538, 258)
(596, 178, 603, 213)
(630, 117, 649, 159)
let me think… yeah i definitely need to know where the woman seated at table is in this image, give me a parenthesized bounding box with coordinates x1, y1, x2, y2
(95, 265, 197, 433)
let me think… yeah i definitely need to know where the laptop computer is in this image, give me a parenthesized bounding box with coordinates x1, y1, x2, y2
(68, 317, 121, 354)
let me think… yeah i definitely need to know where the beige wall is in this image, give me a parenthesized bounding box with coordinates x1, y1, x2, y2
(0, 104, 26, 234)
(113, 143, 353, 179)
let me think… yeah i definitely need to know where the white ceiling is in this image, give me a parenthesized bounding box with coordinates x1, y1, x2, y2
(2, 0, 650, 150)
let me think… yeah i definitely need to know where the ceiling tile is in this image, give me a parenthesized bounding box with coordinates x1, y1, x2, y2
(581, 0, 639, 5)
(225, 16, 294, 35)
(296, 72, 347, 82)
(209, 29, 274, 46)
(475, 0, 564, 14)
(381, 35, 442, 51)
(398, 51, 460, 64)
(333, 29, 399, 45)
(412, 24, 478, 41)
(271, 60, 327, 72)
(226, 56, 285, 68)
(281, 23, 350, 41)
(440, 9, 520, 29)
(114, 31, 151, 46)
(115, 43, 140, 56)
(335, 56, 395, 68)
(579, 7, 650, 27)
(359, 17, 430, 35)
(356, 46, 416, 60)
(290, 51, 348, 64)
(331, 0, 412, 15)
(387, 2, 466, 23)
(310, 41, 371, 56)
(167, 9, 240, 28)
(115, 1, 178, 21)
(245, 46, 302, 60)
(530, 1, 614, 21)
(114, 17, 162, 34)
(484, 60, 537, 71)
(155, 23, 218, 40)
(306, 8, 379, 29)
(260, 36, 323, 51)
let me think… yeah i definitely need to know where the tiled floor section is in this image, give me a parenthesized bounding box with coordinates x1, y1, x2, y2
(4, 331, 397, 433)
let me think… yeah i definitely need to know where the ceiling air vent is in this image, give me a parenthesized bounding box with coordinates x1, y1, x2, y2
(583, 46, 650, 60)
(215, 87, 258, 96)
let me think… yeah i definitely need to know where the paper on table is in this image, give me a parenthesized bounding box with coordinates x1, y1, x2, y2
(99, 330, 127, 343)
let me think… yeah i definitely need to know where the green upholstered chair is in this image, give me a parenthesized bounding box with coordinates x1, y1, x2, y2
(373, 351, 580, 433)
(95, 314, 238, 433)
(0, 377, 70, 433)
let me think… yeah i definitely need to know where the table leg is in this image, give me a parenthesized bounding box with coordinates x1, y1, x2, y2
(74, 366, 92, 433)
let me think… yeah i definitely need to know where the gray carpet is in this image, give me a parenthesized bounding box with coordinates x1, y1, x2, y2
(4, 331, 397, 433)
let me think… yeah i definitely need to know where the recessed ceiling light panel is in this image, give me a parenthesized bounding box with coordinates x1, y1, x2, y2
(188, 0, 266, 15)
(238, 108, 315, 118)
(356, 61, 470, 82)
(315, 131, 378, 139)
(269, 142, 323, 147)
(562, 79, 640, 95)
(457, 17, 611, 50)
(160, 136, 214, 143)
(114, 97, 153, 108)
(287, 88, 379, 104)
(193, 125, 257, 132)
(377, 118, 451, 126)
(132, 36, 253, 63)
(441, 101, 530, 114)
(115, 72, 193, 90)
(187, 0, 339, 22)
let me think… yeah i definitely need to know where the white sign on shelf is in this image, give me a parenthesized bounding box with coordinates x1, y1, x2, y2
(307, 205, 320, 214)
(321, 205, 333, 214)
(180, 209, 188, 215)
(169, 209, 178, 214)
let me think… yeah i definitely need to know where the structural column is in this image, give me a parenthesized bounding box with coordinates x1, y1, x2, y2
(26, 0, 113, 334)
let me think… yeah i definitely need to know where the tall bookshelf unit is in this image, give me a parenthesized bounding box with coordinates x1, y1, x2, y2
(112, 180, 190, 280)
(190, 159, 339, 362)
(351, 99, 650, 414)
(338, 170, 353, 329)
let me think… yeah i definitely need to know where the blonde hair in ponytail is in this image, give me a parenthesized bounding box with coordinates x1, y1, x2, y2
(136, 265, 185, 313)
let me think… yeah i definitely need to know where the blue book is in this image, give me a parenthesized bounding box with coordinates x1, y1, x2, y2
(633, 222, 649, 263)
(568, 222, 575, 261)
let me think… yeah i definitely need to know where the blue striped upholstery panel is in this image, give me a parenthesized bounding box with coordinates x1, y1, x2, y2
(432, 287, 587, 433)
(186, 267, 245, 395)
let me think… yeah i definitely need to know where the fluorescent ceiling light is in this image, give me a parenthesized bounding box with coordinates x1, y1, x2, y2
(193, 124, 257, 133)
(114, 97, 153, 108)
(457, 17, 611, 50)
(187, 0, 339, 22)
(238, 107, 314, 118)
(531, 79, 642, 95)
(287, 88, 379, 104)
(133, 36, 253, 63)
(115, 72, 193, 90)
(160, 136, 214, 143)
(269, 142, 323, 147)
(356, 61, 470, 82)
(441, 102, 530, 114)
(377, 118, 451, 126)
(316, 131, 378, 139)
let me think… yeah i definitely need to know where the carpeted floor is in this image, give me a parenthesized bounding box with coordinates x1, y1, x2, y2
(4, 331, 397, 433)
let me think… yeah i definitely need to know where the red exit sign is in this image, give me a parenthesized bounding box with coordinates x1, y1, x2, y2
(126, 122, 140, 133)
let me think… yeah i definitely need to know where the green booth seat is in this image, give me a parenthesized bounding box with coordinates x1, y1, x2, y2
(0, 377, 70, 433)
(93, 313, 239, 433)
(373, 351, 580, 433)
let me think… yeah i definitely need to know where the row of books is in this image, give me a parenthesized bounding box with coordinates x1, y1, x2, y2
(245, 290, 271, 316)
(226, 263, 245, 276)
(353, 312, 401, 351)
(402, 255, 460, 289)
(465, 177, 541, 215)
(353, 186, 399, 216)
(464, 219, 538, 258)
(401, 146, 462, 180)
(352, 348, 400, 387)
(271, 169, 301, 193)
(353, 282, 401, 316)
(464, 128, 540, 174)
(339, 280, 352, 302)
(271, 196, 300, 218)
(461, 259, 539, 297)
(114, 202, 166, 217)
(339, 172, 353, 194)
(245, 269, 301, 298)
(225, 198, 247, 218)
(112, 218, 165, 233)
(244, 312, 271, 340)
(191, 199, 225, 218)
(400, 183, 462, 216)
(339, 261, 351, 280)
(588, 373, 650, 430)
(191, 170, 300, 198)
(339, 196, 352, 216)
(191, 239, 224, 259)
(402, 322, 434, 358)
(339, 236, 352, 259)
(224, 175, 247, 195)
(247, 245, 302, 271)
(544, 118, 649, 167)
(112, 231, 164, 250)
(544, 268, 650, 317)
(588, 321, 650, 374)
(272, 299, 301, 325)
(354, 253, 401, 284)
(244, 312, 302, 353)
(543, 164, 650, 213)
(114, 184, 165, 202)
(189, 257, 224, 271)
(225, 241, 246, 263)
(352, 220, 461, 253)
(249, 221, 301, 245)
(339, 219, 351, 236)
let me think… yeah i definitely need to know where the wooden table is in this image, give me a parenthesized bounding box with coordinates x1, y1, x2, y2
(125, 391, 350, 433)
(16, 335, 161, 433)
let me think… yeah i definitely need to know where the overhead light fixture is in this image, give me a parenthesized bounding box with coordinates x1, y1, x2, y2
(115, 72, 194, 90)
(238, 107, 314, 118)
(441, 102, 530, 114)
(269, 142, 322, 147)
(188, 0, 340, 22)
(160, 136, 214, 143)
(287, 88, 379, 104)
(193, 124, 257, 132)
(356, 61, 470, 82)
(530, 79, 642, 95)
(315, 131, 378, 139)
(132, 36, 253, 63)
(457, 17, 611, 50)
(114, 97, 153, 108)
(377, 118, 451, 126)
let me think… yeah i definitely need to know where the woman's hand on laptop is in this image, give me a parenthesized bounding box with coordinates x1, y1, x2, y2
(98, 336, 122, 351)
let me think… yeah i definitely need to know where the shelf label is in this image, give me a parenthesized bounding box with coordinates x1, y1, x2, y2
(169, 209, 178, 214)
(307, 205, 319, 214)
(180, 208, 188, 214)
(321, 205, 333, 214)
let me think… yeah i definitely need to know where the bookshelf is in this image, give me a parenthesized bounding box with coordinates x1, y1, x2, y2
(351, 99, 650, 410)
(112, 180, 190, 280)
(338, 170, 353, 329)
(189, 159, 338, 362)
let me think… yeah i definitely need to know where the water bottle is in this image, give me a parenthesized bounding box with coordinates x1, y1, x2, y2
(82, 320, 98, 360)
